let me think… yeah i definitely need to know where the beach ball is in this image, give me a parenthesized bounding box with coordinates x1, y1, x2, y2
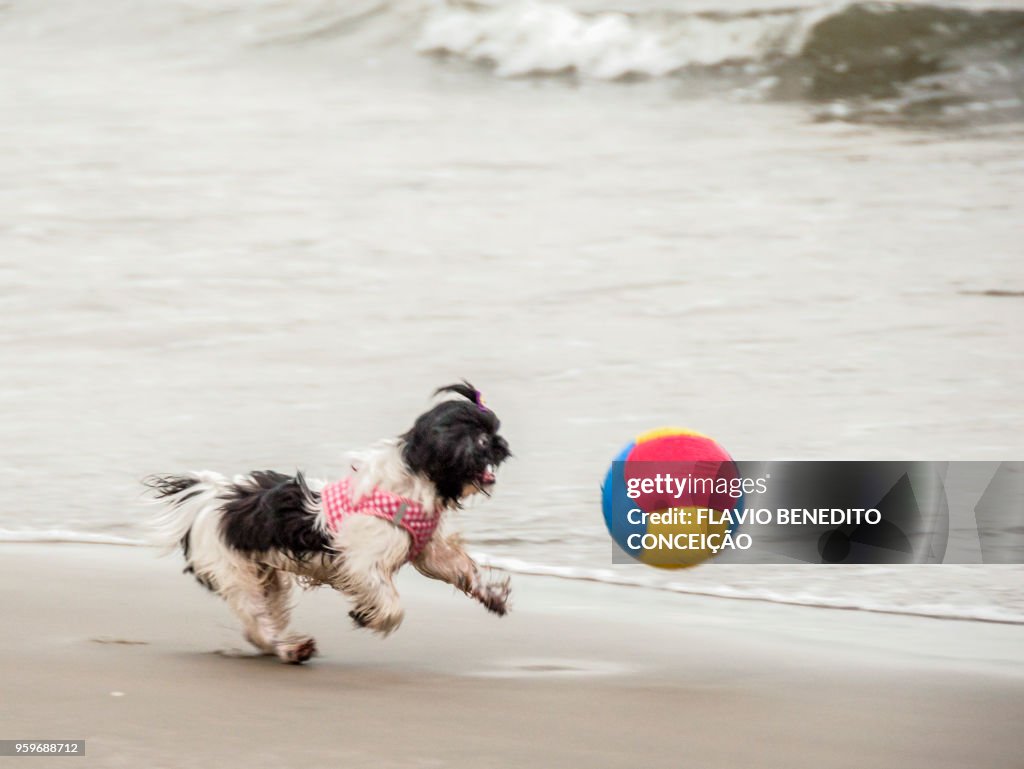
(601, 428, 740, 569)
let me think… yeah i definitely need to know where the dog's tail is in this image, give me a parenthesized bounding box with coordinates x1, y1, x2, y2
(143, 471, 228, 555)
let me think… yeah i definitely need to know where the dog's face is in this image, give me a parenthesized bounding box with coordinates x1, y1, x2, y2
(402, 383, 511, 506)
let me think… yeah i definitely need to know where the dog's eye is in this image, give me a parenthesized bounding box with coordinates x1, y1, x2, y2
(477, 434, 490, 448)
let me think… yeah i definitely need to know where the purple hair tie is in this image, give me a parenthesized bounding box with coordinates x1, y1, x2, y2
(475, 390, 489, 412)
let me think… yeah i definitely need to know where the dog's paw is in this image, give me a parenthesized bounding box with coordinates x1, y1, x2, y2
(350, 607, 404, 636)
(275, 635, 317, 664)
(477, 577, 511, 617)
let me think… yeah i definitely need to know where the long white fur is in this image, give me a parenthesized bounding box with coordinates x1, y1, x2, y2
(344, 438, 441, 516)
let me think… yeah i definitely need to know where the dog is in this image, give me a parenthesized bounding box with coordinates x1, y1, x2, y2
(145, 382, 512, 664)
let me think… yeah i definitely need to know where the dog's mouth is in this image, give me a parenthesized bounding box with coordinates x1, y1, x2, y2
(478, 466, 497, 488)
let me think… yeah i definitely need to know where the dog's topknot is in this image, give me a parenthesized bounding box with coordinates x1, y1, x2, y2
(434, 381, 483, 407)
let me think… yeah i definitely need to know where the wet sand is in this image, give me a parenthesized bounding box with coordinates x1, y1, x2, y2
(2, 543, 1022, 768)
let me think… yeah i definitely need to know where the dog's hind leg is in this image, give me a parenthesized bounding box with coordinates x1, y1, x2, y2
(223, 566, 316, 664)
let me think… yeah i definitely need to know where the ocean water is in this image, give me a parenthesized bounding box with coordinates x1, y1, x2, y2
(1, 0, 1022, 622)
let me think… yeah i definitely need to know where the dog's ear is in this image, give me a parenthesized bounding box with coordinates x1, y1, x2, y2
(434, 381, 479, 404)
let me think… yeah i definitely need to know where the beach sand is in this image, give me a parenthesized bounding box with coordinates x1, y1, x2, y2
(2, 543, 1022, 768)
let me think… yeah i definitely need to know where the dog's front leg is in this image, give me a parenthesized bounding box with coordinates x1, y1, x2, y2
(414, 534, 510, 616)
(330, 517, 408, 636)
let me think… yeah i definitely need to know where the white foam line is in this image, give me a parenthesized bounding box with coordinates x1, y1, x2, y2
(473, 553, 1024, 626)
(0, 529, 147, 547)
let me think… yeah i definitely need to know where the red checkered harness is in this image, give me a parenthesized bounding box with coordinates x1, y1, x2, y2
(320, 477, 439, 561)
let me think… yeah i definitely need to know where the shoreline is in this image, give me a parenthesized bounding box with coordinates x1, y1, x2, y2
(1, 543, 1022, 767)
(3, 536, 1023, 627)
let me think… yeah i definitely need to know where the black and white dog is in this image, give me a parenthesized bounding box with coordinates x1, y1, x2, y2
(146, 383, 512, 664)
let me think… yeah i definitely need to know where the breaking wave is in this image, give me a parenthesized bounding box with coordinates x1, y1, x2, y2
(418, 1, 1024, 124)
(4, 0, 1022, 125)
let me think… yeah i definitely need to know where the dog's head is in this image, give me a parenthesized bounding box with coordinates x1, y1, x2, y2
(402, 382, 511, 506)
